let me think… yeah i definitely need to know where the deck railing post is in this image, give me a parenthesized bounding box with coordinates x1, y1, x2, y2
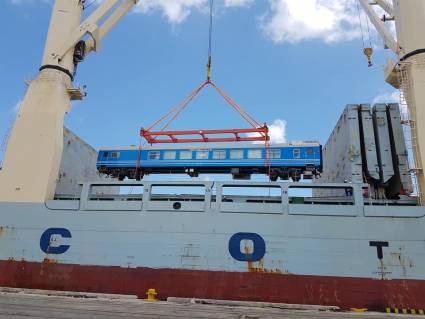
(353, 184, 365, 216)
(205, 182, 213, 212)
(79, 183, 92, 211)
(282, 184, 289, 215)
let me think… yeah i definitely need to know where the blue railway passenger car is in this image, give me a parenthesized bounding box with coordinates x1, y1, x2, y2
(97, 142, 322, 181)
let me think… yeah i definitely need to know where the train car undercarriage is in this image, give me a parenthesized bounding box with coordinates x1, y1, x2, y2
(98, 165, 319, 182)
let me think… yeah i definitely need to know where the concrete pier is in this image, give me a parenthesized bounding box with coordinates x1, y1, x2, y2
(0, 289, 410, 318)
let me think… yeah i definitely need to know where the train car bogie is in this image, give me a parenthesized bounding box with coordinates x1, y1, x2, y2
(291, 169, 302, 182)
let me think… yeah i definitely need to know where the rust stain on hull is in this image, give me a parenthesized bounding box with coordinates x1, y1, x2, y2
(42, 258, 59, 264)
(0, 226, 12, 238)
(1, 259, 425, 311)
(244, 241, 288, 274)
(247, 259, 289, 274)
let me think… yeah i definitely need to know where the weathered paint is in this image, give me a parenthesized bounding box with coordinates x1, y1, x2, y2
(0, 260, 425, 311)
(56, 128, 117, 197)
(0, 182, 424, 310)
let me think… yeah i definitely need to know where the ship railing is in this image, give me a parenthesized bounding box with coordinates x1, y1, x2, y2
(49, 181, 424, 218)
(214, 182, 360, 216)
(72, 181, 212, 212)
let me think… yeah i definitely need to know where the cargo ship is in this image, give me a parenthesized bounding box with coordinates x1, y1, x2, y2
(1, 0, 425, 312)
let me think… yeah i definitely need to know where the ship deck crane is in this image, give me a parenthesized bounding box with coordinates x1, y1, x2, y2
(359, 0, 425, 204)
(0, 0, 139, 203)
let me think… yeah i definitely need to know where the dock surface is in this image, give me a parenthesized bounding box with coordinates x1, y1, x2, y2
(0, 290, 410, 319)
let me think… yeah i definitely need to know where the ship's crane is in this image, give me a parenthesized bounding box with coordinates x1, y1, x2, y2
(0, 0, 139, 203)
(44, 0, 139, 76)
(358, 0, 425, 204)
(359, 0, 399, 55)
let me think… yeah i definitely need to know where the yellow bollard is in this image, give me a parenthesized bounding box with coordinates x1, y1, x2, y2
(146, 288, 158, 301)
(350, 308, 368, 313)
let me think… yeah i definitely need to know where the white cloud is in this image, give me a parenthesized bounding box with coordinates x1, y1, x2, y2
(373, 90, 399, 104)
(134, 0, 253, 24)
(373, 90, 409, 115)
(224, 0, 254, 7)
(134, 0, 255, 24)
(261, 0, 360, 44)
(10, 0, 207, 25)
(134, 0, 207, 24)
(248, 118, 287, 144)
(268, 118, 287, 143)
(10, 0, 376, 49)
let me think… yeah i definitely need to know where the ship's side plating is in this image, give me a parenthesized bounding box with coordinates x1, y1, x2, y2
(0, 181, 424, 310)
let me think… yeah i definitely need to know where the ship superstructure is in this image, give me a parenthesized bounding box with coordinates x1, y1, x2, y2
(0, 0, 425, 312)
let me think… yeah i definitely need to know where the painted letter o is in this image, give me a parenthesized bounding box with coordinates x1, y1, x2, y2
(229, 232, 266, 262)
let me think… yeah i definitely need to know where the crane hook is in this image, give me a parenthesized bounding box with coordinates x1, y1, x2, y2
(363, 47, 373, 67)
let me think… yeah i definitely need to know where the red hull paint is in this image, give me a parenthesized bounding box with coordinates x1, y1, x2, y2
(0, 260, 424, 311)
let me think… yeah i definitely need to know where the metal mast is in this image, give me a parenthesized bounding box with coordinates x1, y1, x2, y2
(0, 0, 138, 203)
(359, 0, 425, 204)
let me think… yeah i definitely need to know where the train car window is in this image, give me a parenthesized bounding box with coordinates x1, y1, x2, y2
(248, 149, 262, 159)
(164, 151, 176, 160)
(230, 150, 244, 159)
(213, 150, 226, 160)
(306, 148, 314, 156)
(196, 150, 209, 160)
(148, 151, 160, 160)
(180, 151, 192, 160)
(111, 152, 120, 159)
(102, 152, 109, 158)
(293, 149, 300, 159)
(267, 149, 281, 159)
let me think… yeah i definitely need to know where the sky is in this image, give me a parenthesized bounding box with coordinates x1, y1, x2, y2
(0, 0, 399, 162)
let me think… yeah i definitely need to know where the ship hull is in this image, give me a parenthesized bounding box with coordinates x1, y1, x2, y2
(1, 185, 425, 311)
(1, 260, 425, 311)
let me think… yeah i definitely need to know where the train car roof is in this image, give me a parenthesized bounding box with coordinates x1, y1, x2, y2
(99, 142, 321, 151)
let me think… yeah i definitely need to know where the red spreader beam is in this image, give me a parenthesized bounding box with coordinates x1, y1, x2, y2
(141, 126, 269, 144)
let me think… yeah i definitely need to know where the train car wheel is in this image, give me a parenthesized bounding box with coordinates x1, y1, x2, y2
(270, 170, 279, 182)
(135, 170, 143, 181)
(291, 174, 301, 182)
(279, 170, 289, 180)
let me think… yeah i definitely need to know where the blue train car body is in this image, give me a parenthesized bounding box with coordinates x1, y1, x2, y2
(97, 142, 322, 181)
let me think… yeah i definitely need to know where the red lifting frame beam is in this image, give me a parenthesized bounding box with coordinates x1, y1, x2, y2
(141, 126, 269, 144)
